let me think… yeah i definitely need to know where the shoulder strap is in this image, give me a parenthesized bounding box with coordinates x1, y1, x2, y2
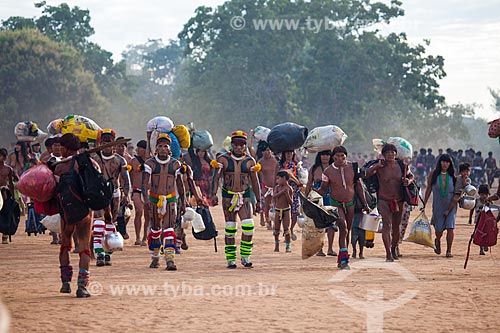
(397, 159, 406, 176)
(136, 155, 145, 165)
(352, 162, 359, 183)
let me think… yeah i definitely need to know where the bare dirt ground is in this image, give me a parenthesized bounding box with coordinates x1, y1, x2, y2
(2, 196, 500, 333)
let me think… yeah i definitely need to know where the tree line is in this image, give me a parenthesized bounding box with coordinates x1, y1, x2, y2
(0, 0, 496, 152)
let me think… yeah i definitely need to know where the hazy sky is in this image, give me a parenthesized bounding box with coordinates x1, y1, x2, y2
(1, 0, 499, 120)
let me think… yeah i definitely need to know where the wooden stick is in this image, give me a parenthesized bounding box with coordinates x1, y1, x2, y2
(53, 138, 131, 165)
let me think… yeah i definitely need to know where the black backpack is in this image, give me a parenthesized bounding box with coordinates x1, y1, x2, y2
(361, 159, 407, 194)
(192, 206, 218, 252)
(76, 152, 113, 211)
(361, 160, 381, 193)
(0, 188, 21, 240)
(56, 157, 90, 225)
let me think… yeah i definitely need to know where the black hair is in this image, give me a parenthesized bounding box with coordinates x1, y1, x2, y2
(0, 148, 7, 157)
(188, 146, 213, 181)
(382, 144, 397, 155)
(14, 141, 29, 166)
(430, 154, 456, 187)
(59, 133, 81, 151)
(312, 150, 333, 174)
(277, 170, 290, 180)
(459, 163, 470, 173)
(332, 146, 348, 156)
(478, 184, 490, 195)
(256, 140, 269, 160)
(488, 152, 493, 156)
(279, 150, 296, 167)
(44, 137, 54, 148)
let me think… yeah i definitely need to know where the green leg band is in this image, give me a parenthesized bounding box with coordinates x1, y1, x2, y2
(95, 248, 104, 254)
(225, 245, 237, 261)
(240, 240, 253, 258)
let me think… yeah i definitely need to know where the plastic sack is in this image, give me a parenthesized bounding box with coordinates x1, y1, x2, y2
(17, 164, 56, 202)
(373, 137, 413, 159)
(253, 126, 271, 142)
(172, 125, 191, 149)
(14, 122, 48, 143)
(103, 229, 124, 252)
(301, 215, 325, 259)
(297, 161, 309, 186)
(147, 116, 174, 133)
(40, 214, 61, 234)
(404, 212, 433, 248)
(303, 125, 347, 152)
(192, 130, 214, 151)
(183, 207, 197, 221)
(47, 119, 63, 135)
(268, 122, 308, 153)
(61, 115, 102, 143)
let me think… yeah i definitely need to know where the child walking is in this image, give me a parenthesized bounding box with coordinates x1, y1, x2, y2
(468, 184, 490, 255)
(273, 171, 293, 253)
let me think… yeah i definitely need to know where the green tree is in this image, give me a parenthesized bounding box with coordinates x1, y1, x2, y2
(174, 0, 451, 146)
(0, 29, 107, 143)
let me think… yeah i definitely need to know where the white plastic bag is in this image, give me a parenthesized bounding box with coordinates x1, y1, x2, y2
(297, 161, 309, 186)
(40, 214, 61, 233)
(147, 116, 174, 133)
(192, 130, 214, 150)
(373, 137, 413, 159)
(253, 126, 271, 142)
(303, 125, 347, 152)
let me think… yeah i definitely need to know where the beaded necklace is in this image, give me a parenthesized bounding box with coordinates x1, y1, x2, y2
(439, 172, 449, 198)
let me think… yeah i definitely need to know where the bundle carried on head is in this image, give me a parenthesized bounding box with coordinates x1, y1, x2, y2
(373, 136, 413, 159)
(14, 121, 48, 143)
(47, 115, 102, 143)
(267, 122, 308, 153)
(302, 125, 347, 153)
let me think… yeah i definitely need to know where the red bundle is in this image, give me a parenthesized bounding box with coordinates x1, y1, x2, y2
(18, 164, 56, 202)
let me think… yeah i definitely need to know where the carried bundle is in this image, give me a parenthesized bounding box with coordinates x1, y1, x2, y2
(303, 125, 347, 152)
(14, 121, 48, 143)
(47, 115, 102, 143)
(267, 122, 308, 153)
(192, 130, 214, 151)
(17, 164, 56, 202)
(373, 136, 413, 159)
(253, 126, 271, 142)
(147, 116, 183, 158)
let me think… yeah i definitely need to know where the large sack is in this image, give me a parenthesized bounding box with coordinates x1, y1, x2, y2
(404, 212, 433, 248)
(301, 216, 325, 259)
(40, 214, 61, 234)
(303, 125, 347, 152)
(60, 115, 102, 143)
(47, 119, 63, 135)
(147, 116, 174, 133)
(14, 122, 48, 143)
(373, 137, 413, 159)
(192, 130, 214, 151)
(18, 164, 56, 202)
(253, 126, 271, 142)
(172, 125, 191, 149)
(267, 122, 308, 153)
